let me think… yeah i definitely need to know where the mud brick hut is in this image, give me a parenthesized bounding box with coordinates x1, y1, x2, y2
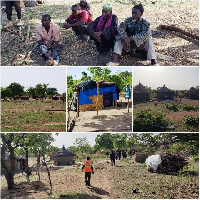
(133, 82, 150, 103)
(52, 96, 59, 100)
(187, 87, 199, 100)
(157, 85, 175, 101)
(72, 80, 120, 111)
(21, 96, 29, 100)
(1, 152, 26, 172)
(51, 145, 75, 166)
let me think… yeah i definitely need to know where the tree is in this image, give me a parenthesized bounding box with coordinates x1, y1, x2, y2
(67, 75, 75, 100)
(26, 87, 37, 99)
(74, 137, 92, 153)
(118, 71, 132, 87)
(87, 67, 111, 81)
(47, 87, 59, 97)
(1, 133, 25, 189)
(112, 133, 127, 149)
(1, 87, 12, 99)
(15, 133, 54, 181)
(35, 83, 49, 101)
(1, 133, 55, 189)
(81, 71, 91, 81)
(8, 82, 24, 99)
(95, 133, 114, 150)
(125, 133, 138, 148)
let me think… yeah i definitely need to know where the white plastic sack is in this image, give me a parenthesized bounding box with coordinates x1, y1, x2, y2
(145, 154, 162, 171)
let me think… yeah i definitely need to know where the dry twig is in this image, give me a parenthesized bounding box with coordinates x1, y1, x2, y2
(12, 25, 30, 66)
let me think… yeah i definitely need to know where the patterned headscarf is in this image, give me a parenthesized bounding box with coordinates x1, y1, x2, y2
(102, 3, 112, 11)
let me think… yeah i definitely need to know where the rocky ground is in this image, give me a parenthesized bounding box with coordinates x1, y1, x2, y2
(1, 0, 199, 66)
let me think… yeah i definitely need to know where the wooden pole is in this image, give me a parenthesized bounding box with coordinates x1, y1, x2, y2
(76, 85, 79, 117)
(96, 81, 99, 115)
(127, 99, 130, 113)
(41, 154, 52, 195)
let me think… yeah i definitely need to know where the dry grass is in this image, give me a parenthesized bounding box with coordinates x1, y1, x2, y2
(1, 100, 66, 132)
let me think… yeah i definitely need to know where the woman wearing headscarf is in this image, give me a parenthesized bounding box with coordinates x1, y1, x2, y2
(87, 3, 118, 54)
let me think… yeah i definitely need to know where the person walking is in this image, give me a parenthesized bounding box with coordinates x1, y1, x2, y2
(82, 157, 94, 186)
(110, 150, 116, 166)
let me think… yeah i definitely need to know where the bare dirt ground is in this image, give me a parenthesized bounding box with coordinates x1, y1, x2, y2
(68, 99, 132, 132)
(1, 158, 199, 199)
(1, 159, 121, 199)
(1, 0, 199, 66)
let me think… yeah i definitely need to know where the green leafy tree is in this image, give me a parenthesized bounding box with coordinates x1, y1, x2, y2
(1, 87, 12, 99)
(26, 87, 37, 99)
(1, 133, 55, 188)
(1, 133, 26, 189)
(8, 82, 24, 99)
(95, 133, 114, 150)
(87, 67, 111, 81)
(74, 137, 92, 153)
(81, 71, 91, 81)
(67, 75, 75, 100)
(118, 71, 132, 88)
(112, 133, 127, 149)
(125, 133, 138, 148)
(47, 87, 59, 97)
(35, 83, 49, 101)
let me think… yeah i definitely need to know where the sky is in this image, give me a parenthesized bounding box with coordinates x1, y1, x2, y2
(1, 67, 66, 94)
(67, 67, 132, 80)
(133, 67, 199, 90)
(52, 133, 101, 148)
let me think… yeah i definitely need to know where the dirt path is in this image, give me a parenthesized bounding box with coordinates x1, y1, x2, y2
(69, 106, 132, 132)
(1, 159, 121, 199)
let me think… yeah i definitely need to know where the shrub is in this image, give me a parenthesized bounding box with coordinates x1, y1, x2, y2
(181, 104, 198, 111)
(184, 116, 199, 127)
(192, 155, 199, 162)
(133, 110, 170, 132)
(166, 103, 179, 112)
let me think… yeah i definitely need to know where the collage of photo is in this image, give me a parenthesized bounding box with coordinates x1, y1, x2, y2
(0, 0, 199, 199)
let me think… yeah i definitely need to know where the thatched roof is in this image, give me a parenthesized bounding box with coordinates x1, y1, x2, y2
(52, 146, 75, 157)
(157, 84, 172, 93)
(133, 82, 149, 93)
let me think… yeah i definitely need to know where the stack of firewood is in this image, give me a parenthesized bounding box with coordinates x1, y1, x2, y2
(157, 152, 188, 173)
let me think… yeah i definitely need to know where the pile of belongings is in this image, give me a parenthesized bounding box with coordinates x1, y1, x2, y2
(146, 153, 188, 173)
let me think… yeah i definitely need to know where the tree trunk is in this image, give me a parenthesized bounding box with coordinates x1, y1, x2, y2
(1, 142, 16, 190)
(25, 147, 31, 182)
(4, 172, 15, 190)
(36, 152, 41, 181)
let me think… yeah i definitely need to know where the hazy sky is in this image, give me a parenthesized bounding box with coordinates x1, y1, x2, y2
(67, 67, 132, 80)
(52, 133, 101, 148)
(133, 67, 199, 90)
(1, 67, 66, 94)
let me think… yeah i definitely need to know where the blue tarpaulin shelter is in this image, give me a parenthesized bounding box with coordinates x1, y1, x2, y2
(72, 80, 120, 110)
(79, 86, 117, 105)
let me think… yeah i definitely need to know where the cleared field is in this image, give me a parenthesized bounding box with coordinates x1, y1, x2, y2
(1, 157, 198, 199)
(1, 100, 66, 132)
